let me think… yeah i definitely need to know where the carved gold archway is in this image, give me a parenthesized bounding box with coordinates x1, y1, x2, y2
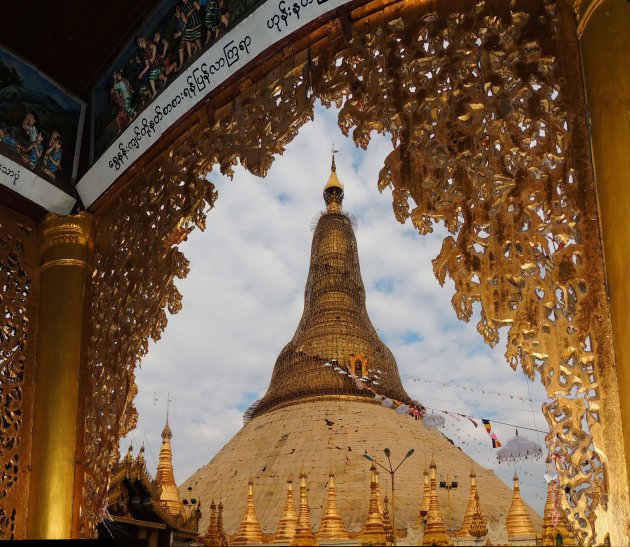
(1, 0, 629, 543)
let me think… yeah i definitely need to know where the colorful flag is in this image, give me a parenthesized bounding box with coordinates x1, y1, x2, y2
(482, 419, 502, 448)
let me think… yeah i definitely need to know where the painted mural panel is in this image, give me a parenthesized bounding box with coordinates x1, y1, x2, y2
(0, 48, 84, 196)
(92, 0, 260, 163)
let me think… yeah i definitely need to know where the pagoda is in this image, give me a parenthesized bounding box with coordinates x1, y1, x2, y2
(180, 157, 541, 543)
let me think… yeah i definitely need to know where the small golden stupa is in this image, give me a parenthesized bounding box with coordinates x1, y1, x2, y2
(361, 464, 386, 546)
(541, 481, 576, 546)
(155, 418, 186, 517)
(458, 468, 482, 539)
(231, 479, 264, 545)
(505, 473, 537, 543)
(181, 155, 541, 544)
(291, 473, 316, 546)
(272, 477, 298, 544)
(422, 459, 451, 546)
(317, 473, 349, 541)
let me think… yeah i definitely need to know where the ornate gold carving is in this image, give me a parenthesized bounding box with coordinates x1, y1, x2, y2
(78, 0, 626, 542)
(0, 206, 38, 540)
(79, 164, 216, 536)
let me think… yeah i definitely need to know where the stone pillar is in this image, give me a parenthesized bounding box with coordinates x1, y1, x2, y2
(26, 212, 93, 539)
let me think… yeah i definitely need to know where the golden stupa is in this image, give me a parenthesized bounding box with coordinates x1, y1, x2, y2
(505, 473, 537, 543)
(155, 418, 186, 517)
(181, 157, 542, 544)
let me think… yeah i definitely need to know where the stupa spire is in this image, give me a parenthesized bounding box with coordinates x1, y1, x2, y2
(202, 500, 220, 546)
(505, 473, 536, 542)
(383, 494, 394, 544)
(252, 155, 411, 417)
(361, 463, 386, 545)
(416, 466, 431, 526)
(232, 479, 263, 545)
(273, 476, 298, 544)
(155, 413, 185, 517)
(317, 473, 349, 541)
(292, 473, 316, 545)
(541, 481, 576, 546)
(422, 459, 451, 546)
(457, 467, 479, 537)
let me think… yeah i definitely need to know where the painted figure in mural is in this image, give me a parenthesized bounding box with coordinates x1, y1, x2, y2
(21, 112, 37, 144)
(21, 130, 44, 169)
(43, 132, 62, 179)
(135, 35, 168, 98)
(111, 86, 130, 133)
(205, 0, 222, 43)
(113, 69, 136, 118)
(180, 0, 203, 60)
(129, 54, 152, 106)
(173, 5, 188, 71)
(0, 127, 20, 152)
(153, 31, 178, 77)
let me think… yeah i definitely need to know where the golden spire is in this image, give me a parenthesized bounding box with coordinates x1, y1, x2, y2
(155, 416, 186, 517)
(457, 467, 479, 537)
(422, 459, 451, 546)
(416, 466, 431, 526)
(217, 500, 227, 546)
(317, 473, 349, 541)
(232, 479, 264, 545)
(541, 481, 576, 546)
(361, 463, 386, 546)
(292, 472, 316, 545)
(202, 500, 220, 546)
(469, 493, 488, 539)
(252, 153, 411, 418)
(323, 148, 344, 213)
(505, 473, 536, 542)
(273, 476, 298, 544)
(383, 494, 394, 544)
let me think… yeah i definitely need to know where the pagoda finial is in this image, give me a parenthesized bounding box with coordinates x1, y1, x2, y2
(457, 466, 479, 537)
(155, 415, 185, 517)
(323, 149, 344, 212)
(273, 476, 298, 544)
(505, 473, 536, 542)
(422, 460, 451, 546)
(317, 473, 349, 541)
(232, 479, 263, 545)
(361, 463, 386, 545)
(292, 473, 316, 545)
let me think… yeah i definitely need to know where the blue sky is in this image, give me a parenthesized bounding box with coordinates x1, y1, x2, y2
(122, 102, 550, 514)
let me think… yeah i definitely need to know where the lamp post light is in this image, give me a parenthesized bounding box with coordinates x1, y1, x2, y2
(439, 472, 458, 531)
(183, 486, 199, 520)
(363, 448, 414, 547)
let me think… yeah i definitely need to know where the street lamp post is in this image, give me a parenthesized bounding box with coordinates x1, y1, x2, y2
(439, 472, 458, 531)
(363, 448, 414, 547)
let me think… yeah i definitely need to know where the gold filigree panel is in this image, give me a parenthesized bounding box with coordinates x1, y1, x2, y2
(79, 165, 216, 536)
(0, 205, 39, 540)
(83, 0, 627, 543)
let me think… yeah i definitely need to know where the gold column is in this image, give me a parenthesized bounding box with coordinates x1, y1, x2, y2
(26, 212, 93, 539)
(577, 0, 630, 495)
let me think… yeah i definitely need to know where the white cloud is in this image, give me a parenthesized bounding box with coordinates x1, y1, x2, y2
(122, 102, 550, 513)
